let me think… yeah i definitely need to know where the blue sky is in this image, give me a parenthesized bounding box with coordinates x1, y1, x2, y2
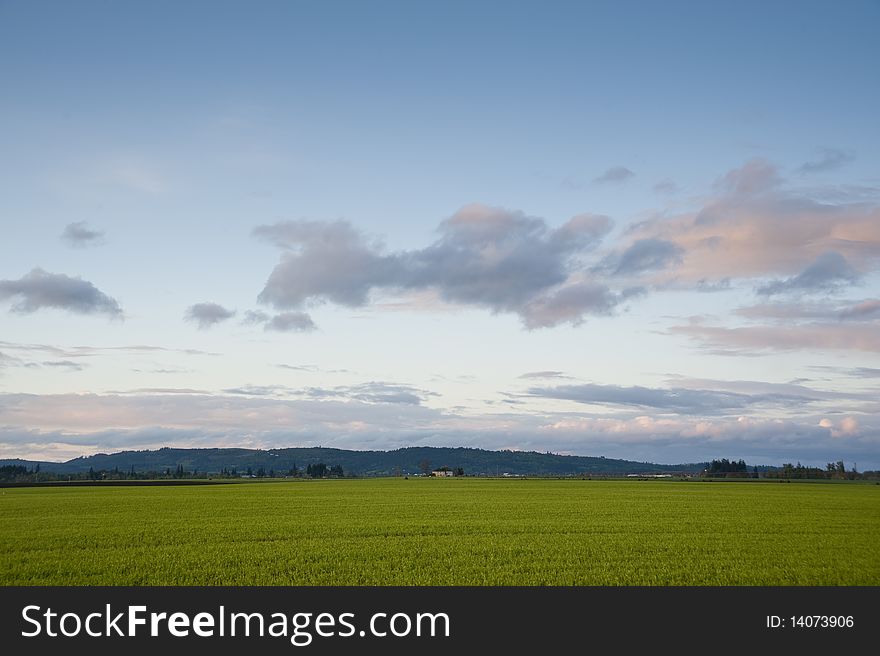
(1, 0, 879, 468)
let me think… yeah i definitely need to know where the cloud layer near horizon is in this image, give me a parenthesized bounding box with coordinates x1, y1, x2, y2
(0, 390, 876, 468)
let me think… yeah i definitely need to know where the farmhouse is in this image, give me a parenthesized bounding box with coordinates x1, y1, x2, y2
(431, 468, 454, 477)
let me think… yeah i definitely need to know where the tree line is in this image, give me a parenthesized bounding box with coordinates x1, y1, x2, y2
(0, 461, 348, 483)
(704, 459, 754, 477)
(3, 459, 877, 483)
(762, 461, 872, 480)
(702, 458, 878, 480)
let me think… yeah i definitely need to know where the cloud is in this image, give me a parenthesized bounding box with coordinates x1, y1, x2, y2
(819, 416, 860, 439)
(419, 209, 610, 310)
(265, 312, 316, 333)
(217, 380, 437, 405)
(303, 381, 438, 405)
(653, 179, 678, 194)
(241, 309, 316, 332)
(251, 176, 879, 328)
(131, 367, 193, 374)
(849, 368, 880, 378)
(61, 221, 104, 247)
(757, 251, 860, 296)
(670, 321, 880, 354)
(518, 371, 572, 380)
(108, 387, 210, 395)
(808, 365, 880, 379)
(625, 160, 880, 285)
(519, 282, 633, 329)
(40, 360, 85, 371)
(736, 298, 880, 322)
(696, 278, 731, 293)
(222, 385, 285, 396)
(797, 148, 855, 174)
(0, 340, 217, 359)
(716, 158, 780, 195)
(664, 376, 872, 405)
(593, 166, 635, 184)
(0, 351, 24, 369)
(0, 268, 122, 317)
(524, 382, 812, 415)
(0, 391, 443, 436)
(2, 393, 877, 469)
(838, 299, 880, 321)
(184, 302, 236, 329)
(255, 204, 625, 329)
(735, 301, 837, 321)
(254, 219, 396, 308)
(601, 238, 683, 276)
(242, 310, 271, 325)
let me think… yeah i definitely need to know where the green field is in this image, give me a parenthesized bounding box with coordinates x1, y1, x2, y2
(1, 479, 878, 585)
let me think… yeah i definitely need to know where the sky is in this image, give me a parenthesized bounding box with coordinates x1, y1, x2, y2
(1, 0, 879, 469)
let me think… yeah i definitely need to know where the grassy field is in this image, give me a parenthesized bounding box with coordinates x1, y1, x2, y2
(1, 478, 878, 585)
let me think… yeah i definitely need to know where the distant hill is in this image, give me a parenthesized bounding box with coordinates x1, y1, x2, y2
(0, 446, 705, 477)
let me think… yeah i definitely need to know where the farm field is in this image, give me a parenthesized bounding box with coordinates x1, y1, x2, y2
(1, 478, 878, 585)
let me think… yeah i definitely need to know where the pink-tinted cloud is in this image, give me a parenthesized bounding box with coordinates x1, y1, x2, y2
(670, 321, 880, 353)
(839, 299, 880, 320)
(626, 160, 880, 283)
(735, 298, 880, 322)
(819, 416, 860, 439)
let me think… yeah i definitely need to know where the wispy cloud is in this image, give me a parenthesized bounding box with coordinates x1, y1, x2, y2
(736, 298, 880, 322)
(715, 158, 780, 195)
(222, 385, 286, 397)
(524, 382, 814, 415)
(653, 179, 678, 194)
(302, 381, 439, 405)
(40, 360, 86, 371)
(0, 340, 217, 359)
(838, 299, 880, 321)
(242, 310, 271, 325)
(797, 147, 855, 174)
(809, 365, 880, 379)
(0, 352, 24, 369)
(847, 368, 880, 378)
(518, 371, 572, 380)
(670, 321, 880, 354)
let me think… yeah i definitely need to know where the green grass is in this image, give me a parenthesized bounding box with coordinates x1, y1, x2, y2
(1, 479, 877, 585)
